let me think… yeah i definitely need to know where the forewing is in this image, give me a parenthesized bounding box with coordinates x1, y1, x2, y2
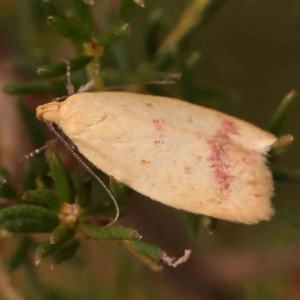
(94, 92, 277, 153)
(59, 92, 274, 224)
(70, 117, 274, 224)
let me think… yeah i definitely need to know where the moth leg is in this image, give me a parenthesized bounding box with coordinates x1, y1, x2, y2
(77, 59, 99, 93)
(62, 59, 75, 95)
(22, 138, 59, 161)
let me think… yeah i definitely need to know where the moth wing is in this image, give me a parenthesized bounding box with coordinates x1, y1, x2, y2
(58, 92, 274, 224)
(72, 122, 274, 224)
(62, 92, 276, 154)
(92, 92, 277, 153)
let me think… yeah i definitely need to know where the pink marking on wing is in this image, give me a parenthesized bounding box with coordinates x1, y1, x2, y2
(193, 154, 202, 161)
(146, 103, 154, 107)
(207, 140, 231, 195)
(121, 104, 129, 111)
(154, 140, 164, 146)
(215, 120, 239, 140)
(152, 119, 164, 131)
(241, 157, 248, 163)
(247, 170, 257, 185)
(187, 116, 193, 123)
(141, 159, 150, 165)
(184, 167, 192, 175)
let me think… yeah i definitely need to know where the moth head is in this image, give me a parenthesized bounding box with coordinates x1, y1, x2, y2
(36, 102, 61, 124)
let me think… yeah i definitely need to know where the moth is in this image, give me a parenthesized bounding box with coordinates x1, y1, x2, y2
(36, 92, 277, 225)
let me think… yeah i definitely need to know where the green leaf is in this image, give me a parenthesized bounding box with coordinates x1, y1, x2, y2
(5, 219, 58, 233)
(37, 55, 93, 78)
(129, 240, 162, 261)
(17, 99, 47, 148)
(78, 223, 141, 241)
(109, 178, 129, 206)
(22, 159, 39, 191)
(98, 24, 130, 47)
(71, 0, 94, 38)
(183, 212, 218, 235)
(46, 150, 72, 204)
(51, 239, 80, 264)
(0, 204, 57, 223)
(40, 0, 64, 18)
(118, 0, 136, 23)
(23, 189, 62, 212)
(3, 81, 52, 95)
(3, 79, 67, 96)
(270, 134, 294, 158)
(146, 9, 164, 60)
(3, 236, 31, 274)
(75, 178, 93, 210)
(3, 68, 178, 96)
(47, 16, 90, 44)
(125, 240, 163, 271)
(50, 225, 76, 245)
(79, 177, 111, 215)
(35, 225, 75, 259)
(267, 90, 298, 136)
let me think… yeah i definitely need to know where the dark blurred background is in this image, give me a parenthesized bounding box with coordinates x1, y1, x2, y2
(0, 0, 300, 299)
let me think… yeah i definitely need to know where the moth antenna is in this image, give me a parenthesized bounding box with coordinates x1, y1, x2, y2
(22, 138, 59, 161)
(62, 59, 75, 95)
(48, 123, 120, 226)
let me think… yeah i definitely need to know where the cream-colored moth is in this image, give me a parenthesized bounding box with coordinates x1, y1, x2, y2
(36, 92, 276, 224)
